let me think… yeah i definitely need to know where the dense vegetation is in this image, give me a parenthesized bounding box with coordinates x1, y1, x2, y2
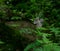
(0, 0, 60, 51)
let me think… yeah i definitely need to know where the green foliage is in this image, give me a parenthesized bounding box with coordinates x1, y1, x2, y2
(0, 0, 60, 51)
(24, 40, 60, 51)
(0, 41, 5, 44)
(19, 28, 35, 34)
(24, 27, 60, 51)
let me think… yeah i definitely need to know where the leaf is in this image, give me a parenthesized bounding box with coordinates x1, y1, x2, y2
(0, 41, 5, 44)
(50, 27, 60, 34)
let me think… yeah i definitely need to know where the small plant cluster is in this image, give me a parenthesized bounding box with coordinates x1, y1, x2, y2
(24, 27, 60, 51)
(0, 0, 60, 51)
